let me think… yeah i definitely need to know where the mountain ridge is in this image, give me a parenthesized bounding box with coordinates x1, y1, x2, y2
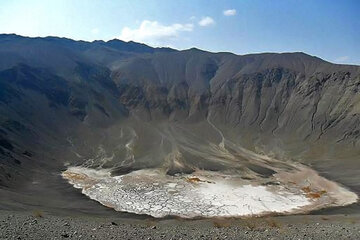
(3, 33, 359, 67)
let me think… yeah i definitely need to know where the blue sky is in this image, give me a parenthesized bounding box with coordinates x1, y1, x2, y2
(0, 0, 359, 65)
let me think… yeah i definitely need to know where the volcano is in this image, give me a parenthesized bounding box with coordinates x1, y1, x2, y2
(0, 34, 359, 218)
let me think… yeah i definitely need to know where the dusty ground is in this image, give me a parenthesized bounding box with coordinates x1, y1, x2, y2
(0, 210, 359, 240)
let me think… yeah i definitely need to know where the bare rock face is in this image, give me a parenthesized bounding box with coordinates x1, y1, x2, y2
(111, 50, 360, 150)
(0, 34, 359, 213)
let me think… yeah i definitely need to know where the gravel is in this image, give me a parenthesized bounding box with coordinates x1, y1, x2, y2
(0, 210, 359, 239)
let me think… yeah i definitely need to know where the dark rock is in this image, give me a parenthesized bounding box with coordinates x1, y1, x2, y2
(22, 151, 33, 157)
(0, 138, 13, 151)
(61, 233, 69, 238)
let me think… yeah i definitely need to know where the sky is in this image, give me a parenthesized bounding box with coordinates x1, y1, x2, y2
(0, 0, 359, 65)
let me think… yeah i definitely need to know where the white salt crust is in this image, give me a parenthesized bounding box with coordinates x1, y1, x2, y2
(61, 167, 332, 218)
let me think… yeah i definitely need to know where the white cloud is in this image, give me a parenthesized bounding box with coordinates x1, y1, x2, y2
(334, 56, 349, 63)
(223, 9, 237, 16)
(118, 20, 193, 45)
(91, 28, 99, 35)
(198, 17, 215, 27)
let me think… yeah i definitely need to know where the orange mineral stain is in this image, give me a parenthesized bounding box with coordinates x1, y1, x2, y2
(301, 186, 327, 199)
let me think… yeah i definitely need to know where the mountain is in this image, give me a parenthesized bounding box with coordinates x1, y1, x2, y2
(0, 34, 359, 213)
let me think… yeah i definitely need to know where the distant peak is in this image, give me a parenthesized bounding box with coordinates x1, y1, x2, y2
(92, 40, 105, 44)
(107, 38, 126, 43)
(187, 47, 204, 51)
